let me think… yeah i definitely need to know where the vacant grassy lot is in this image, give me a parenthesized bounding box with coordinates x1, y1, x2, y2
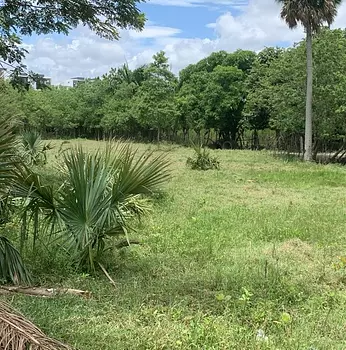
(5, 140, 346, 349)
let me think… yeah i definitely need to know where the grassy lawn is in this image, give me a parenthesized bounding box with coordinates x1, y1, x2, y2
(4, 140, 346, 349)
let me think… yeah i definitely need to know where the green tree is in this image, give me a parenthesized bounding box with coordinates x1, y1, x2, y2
(249, 29, 346, 154)
(133, 52, 178, 141)
(176, 71, 210, 141)
(101, 82, 140, 136)
(245, 47, 283, 147)
(0, 0, 145, 66)
(205, 66, 246, 147)
(73, 78, 107, 138)
(23, 87, 80, 136)
(276, 0, 342, 161)
(0, 80, 25, 123)
(101, 64, 148, 137)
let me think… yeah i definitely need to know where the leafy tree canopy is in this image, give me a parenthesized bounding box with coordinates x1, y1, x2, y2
(0, 0, 145, 66)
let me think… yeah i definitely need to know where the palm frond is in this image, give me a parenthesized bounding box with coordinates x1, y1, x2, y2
(11, 165, 58, 251)
(19, 130, 54, 166)
(0, 301, 71, 350)
(0, 123, 17, 192)
(276, 0, 342, 30)
(0, 236, 31, 285)
(57, 143, 170, 272)
(58, 146, 122, 271)
(109, 142, 171, 200)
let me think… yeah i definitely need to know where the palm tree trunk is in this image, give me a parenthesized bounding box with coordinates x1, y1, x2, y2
(304, 25, 313, 161)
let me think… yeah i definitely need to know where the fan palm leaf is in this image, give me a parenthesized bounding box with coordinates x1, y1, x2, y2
(11, 165, 58, 251)
(276, 0, 342, 30)
(0, 123, 17, 191)
(19, 130, 53, 166)
(0, 236, 31, 284)
(56, 143, 170, 272)
(0, 121, 32, 284)
(0, 135, 170, 274)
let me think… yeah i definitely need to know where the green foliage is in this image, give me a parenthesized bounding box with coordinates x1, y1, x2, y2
(56, 143, 170, 271)
(0, 121, 170, 280)
(0, 121, 17, 191)
(19, 130, 53, 166)
(176, 71, 209, 135)
(251, 29, 346, 138)
(4, 31, 346, 149)
(133, 51, 178, 142)
(0, 0, 145, 66)
(177, 50, 251, 145)
(0, 122, 32, 284)
(14, 142, 170, 273)
(187, 144, 220, 170)
(0, 81, 24, 123)
(205, 65, 245, 145)
(245, 47, 284, 131)
(5, 145, 346, 349)
(0, 236, 31, 284)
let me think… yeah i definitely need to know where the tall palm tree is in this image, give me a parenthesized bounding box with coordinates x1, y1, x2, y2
(276, 0, 342, 161)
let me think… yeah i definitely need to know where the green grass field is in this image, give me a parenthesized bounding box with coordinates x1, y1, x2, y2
(5, 140, 346, 349)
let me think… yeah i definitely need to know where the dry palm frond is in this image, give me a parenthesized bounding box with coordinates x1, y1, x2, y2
(0, 301, 71, 350)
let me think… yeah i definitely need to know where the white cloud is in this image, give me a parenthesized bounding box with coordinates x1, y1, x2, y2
(147, 0, 247, 7)
(129, 26, 182, 39)
(22, 0, 346, 84)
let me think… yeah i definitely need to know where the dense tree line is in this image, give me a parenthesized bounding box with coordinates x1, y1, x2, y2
(2, 28, 346, 151)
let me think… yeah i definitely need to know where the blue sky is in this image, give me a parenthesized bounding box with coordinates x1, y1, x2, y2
(139, 2, 242, 38)
(21, 0, 346, 84)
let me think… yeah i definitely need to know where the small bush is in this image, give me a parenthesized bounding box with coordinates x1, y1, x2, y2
(19, 130, 54, 165)
(187, 144, 220, 170)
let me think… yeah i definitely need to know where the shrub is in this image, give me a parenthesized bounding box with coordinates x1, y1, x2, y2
(187, 144, 220, 170)
(13, 142, 171, 273)
(19, 130, 54, 166)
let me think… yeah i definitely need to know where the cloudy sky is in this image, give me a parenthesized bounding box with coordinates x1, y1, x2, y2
(22, 0, 346, 84)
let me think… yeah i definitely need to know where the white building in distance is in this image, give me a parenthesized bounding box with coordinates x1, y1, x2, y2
(62, 77, 86, 88)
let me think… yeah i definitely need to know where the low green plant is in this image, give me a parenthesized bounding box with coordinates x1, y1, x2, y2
(186, 144, 220, 170)
(14, 142, 171, 273)
(19, 130, 54, 166)
(0, 122, 32, 284)
(0, 236, 31, 284)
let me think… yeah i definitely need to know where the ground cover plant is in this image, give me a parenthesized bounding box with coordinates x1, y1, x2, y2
(2, 139, 346, 349)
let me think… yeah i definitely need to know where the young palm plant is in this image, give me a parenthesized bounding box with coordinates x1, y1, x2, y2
(19, 130, 53, 166)
(0, 122, 31, 284)
(59, 143, 170, 272)
(16, 142, 170, 273)
(276, 0, 342, 161)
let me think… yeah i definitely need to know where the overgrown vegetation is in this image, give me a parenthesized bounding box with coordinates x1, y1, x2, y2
(0, 124, 170, 282)
(1, 1, 346, 347)
(2, 141, 346, 349)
